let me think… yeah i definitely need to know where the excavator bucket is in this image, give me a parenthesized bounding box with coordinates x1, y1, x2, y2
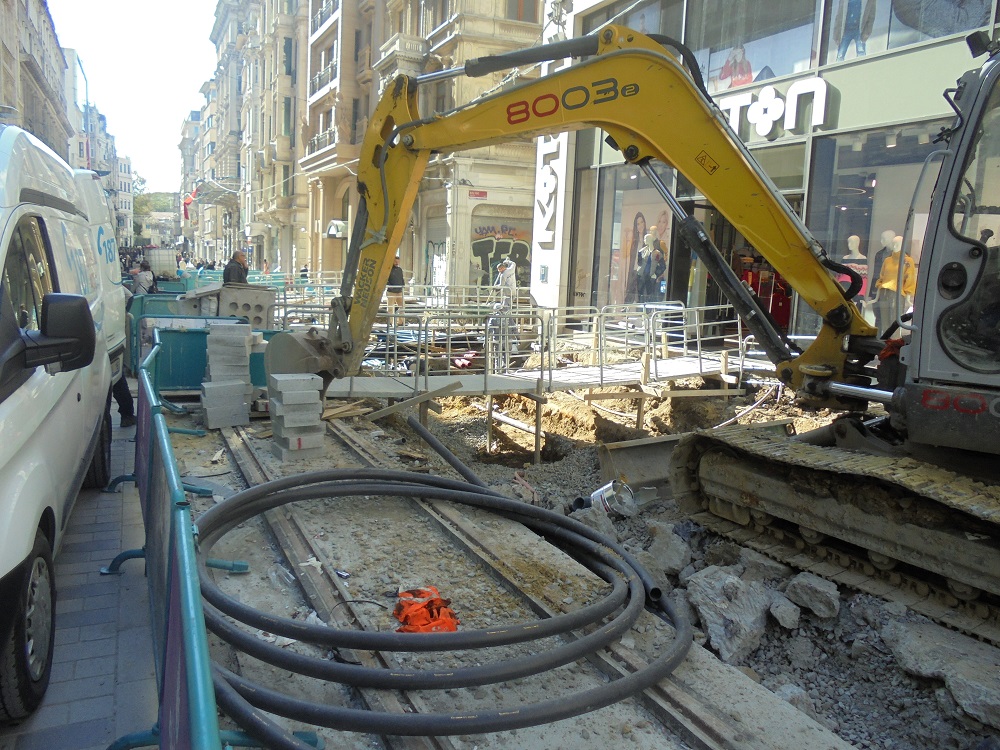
(263, 329, 337, 395)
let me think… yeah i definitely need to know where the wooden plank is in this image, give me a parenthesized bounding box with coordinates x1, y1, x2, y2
(365, 381, 462, 420)
(652, 389, 746, 399)
(583, 391, 660, 401)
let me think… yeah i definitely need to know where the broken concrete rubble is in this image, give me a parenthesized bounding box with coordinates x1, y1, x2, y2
(784, 572, 841, 619)
(882, 620, 1000, 730)
(686, 565, 770, 663)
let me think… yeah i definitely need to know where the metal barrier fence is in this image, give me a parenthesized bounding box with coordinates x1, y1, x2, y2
(112, 333, 221, 749)
(347, 298, 749, 387)
(129, 281, 754, 388)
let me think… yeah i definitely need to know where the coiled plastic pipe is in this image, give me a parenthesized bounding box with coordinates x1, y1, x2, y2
(195, 460, 691, 748)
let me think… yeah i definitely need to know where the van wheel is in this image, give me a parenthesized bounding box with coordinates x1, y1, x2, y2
(0, 531, 55, 723)
(83, 405, 112, 489)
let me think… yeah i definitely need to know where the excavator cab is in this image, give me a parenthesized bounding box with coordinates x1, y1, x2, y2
(895, 36, 1000, 455)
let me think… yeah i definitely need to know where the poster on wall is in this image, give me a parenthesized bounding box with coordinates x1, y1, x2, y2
(626, 5, 660, 36)
(470, 217, 532, 287)
(615, 189, 672, 305)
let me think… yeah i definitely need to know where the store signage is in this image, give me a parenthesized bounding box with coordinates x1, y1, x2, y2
(469, 189, 487, 200)
(718, 78, 830, 139)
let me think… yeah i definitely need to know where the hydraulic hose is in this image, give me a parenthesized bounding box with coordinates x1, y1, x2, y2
(195, 462, 691, 742)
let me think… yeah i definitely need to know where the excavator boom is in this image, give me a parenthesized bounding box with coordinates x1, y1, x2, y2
(317, 25, 876, 400)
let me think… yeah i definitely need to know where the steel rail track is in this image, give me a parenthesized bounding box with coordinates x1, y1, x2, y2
(219, 421, 748, 750)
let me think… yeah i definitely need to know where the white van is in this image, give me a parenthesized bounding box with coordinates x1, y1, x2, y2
(0, 126, 125, 722)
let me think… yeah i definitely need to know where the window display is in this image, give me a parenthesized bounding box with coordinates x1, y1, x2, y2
(685, 0, 821, 94)
(822, 0, 990, 65)
(796, 121, 948, 335)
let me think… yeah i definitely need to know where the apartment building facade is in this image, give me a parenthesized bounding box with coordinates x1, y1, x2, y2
(0, 0, 72, 158)
(179, 111, 202, 256)
(240, 0, 310, 274)
(299, 0, 545, 288)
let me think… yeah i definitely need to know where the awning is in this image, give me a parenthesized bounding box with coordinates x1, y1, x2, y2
(326, 219, 347, 238)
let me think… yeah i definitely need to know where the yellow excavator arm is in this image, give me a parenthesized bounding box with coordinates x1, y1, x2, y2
(298, 25, 879, 404)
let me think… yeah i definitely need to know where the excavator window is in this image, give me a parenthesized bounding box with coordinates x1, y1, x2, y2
(941, 82, 1000, 373)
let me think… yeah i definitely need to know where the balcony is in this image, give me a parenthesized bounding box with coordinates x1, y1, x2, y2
(309, 61, 338, 96)
(307, 127, 338, 155)
(356, 46, 372, 85)
(375, 34, 430, 78)
(310, 0, 339, 35)
(272, 135, 292, 163)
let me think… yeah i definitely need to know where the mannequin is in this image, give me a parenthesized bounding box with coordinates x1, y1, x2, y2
(635, 233, 666, 302)
(869, 229, 895, 301)
(841, 234, 869, 299)
(834, 0, 877, 62)
(874, 235, 917, 330)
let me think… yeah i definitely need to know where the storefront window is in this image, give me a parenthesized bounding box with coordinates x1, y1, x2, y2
(822, 0, 990, 65)
(582, 0, 683, 38)
(580, 163, 678, 308)
(685, 0, 822, 95)
(797, 120, 948, 335)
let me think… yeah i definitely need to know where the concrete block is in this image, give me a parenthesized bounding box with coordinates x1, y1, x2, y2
(268, 390, 320, 406)
(270, 400, 321, 418)
(208, 322, 252, 336)
(271, 443, 325, 462)
(274, 413, 323, 431)
(204, 404, 250, 429)
(274, 431, 325, 451)
(207, 351, 252, 367)
(201, 380, 254, 400)
(207, 366, 250, 382)
(268, 373, 323, 393)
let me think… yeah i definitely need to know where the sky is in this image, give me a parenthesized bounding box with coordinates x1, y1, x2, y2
(46, 0, 219, 193)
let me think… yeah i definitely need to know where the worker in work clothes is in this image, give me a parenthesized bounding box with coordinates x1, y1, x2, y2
(386, 257, 405, 318)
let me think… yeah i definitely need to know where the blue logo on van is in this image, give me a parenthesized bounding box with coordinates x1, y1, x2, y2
(97, 226, 119, 283)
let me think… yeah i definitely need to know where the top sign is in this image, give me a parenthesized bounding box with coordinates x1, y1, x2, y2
(718, 78, 830, 140)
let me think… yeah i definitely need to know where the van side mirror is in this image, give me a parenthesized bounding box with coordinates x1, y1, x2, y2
(22, 294, 96, 372)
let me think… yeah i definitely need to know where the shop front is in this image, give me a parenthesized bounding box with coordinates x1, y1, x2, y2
(547, 0, 994, 336)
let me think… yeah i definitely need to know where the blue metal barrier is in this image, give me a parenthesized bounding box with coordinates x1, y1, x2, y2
(104, 335, 223, 750)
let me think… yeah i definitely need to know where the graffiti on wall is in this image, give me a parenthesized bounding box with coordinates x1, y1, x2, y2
(424, 238, 447, 286)
(470, 220, 531, 286)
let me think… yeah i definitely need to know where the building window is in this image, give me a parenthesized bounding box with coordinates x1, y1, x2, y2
(430, 0, 450, 27)
(282, 165, 291, 197)
(434, 82, 453, 113)
(78, 142, 84, 158)
(283, 37, 293, 77)
(686, 0, 820, 95)
(506, 0, 537, 23)
(283, 97, 292, 136)
(822, 0, 989, 64)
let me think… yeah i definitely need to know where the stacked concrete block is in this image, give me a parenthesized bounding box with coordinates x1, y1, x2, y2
(201, 379, 253, 429)
(268, 373, 325, 461)
(205, 322, 253, 383)
(201, 322, 253, 429)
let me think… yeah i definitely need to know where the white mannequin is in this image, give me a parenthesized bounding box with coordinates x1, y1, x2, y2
(844, 234, 865, 260)
(881, 229, 896, 250)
